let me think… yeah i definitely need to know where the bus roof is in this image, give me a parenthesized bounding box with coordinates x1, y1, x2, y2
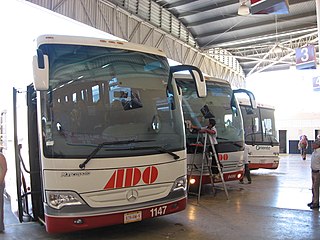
(174, 73, 230, 85)
(237, 97, 275, 110)
(35, 34, 167, 57)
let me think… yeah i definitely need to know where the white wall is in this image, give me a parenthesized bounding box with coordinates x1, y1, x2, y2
(245, 68, 320, 152)
(277, 112, 320, 140)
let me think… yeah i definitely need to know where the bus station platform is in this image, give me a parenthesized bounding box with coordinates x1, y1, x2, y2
(2, 154, 319, 240)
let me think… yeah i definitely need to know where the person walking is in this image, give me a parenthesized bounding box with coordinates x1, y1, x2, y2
(308, 138, 320, 209)
(240, 144, 252, 184)
(0, 152, 7, 233)
(298, 135, 308, 160)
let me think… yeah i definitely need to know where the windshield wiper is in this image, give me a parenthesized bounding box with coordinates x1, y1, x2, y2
(266, 135, 275, 147)
(155, 147, 180, 160)
(79, 139, 154, 169)
(127, 145, 180, 160)
(232, 142, 243, 148)
(217, 136, 228, 141)
(216, 139, 243, 148)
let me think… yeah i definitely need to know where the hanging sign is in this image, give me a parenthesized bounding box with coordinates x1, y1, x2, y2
(295, 45, 317, 70)
(251, 0, 289, 14)
(312, 76, 320, 91)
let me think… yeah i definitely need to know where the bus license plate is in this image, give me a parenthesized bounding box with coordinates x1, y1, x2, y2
(124, 211, 142, 224)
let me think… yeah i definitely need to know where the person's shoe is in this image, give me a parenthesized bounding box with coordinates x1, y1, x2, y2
(239, 180, 244, 184)
(248, 181, 252, 184)
(309, 204, 319, 209)
(307, 202, 313, 207)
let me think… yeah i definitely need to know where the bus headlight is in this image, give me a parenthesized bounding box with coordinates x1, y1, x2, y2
(189, 178, 196, 185)
(171, 176, 187, 191)
(46, 191, 84, 210)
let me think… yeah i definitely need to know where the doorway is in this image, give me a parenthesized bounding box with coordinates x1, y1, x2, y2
(315, 129, 320, 139)
(279, 130, 287, 153)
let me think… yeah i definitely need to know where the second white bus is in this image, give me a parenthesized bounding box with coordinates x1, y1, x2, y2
(175, 75, 256, 187)
(238, 99, 280, 170)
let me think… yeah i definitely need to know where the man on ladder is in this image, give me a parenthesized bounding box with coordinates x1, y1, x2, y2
(186, 105, 229, 202)
(205, 118, 220, 175)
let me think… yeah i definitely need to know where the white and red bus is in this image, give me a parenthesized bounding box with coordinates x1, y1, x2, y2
(175, 75, 256, 187)
(1, 34, 206, 233)
(238, 98, 280, 170)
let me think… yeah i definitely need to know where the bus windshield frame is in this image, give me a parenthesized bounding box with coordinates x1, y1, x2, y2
(38, 44, 184, 158)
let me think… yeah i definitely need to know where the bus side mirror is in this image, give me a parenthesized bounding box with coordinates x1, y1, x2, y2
(245, 91, 257, 109)
(250, 96, 257, 109)
(191, 69, 206, 98)
(233, 89, 257, 109)
(170, 65, 206, 98)
(33, 49, 49, 90)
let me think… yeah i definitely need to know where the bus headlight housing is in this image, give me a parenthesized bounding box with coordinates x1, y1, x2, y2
(171, 176, 187, 191)
(46, 191, 84, 210)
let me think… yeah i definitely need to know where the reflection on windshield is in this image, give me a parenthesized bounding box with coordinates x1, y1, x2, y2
(39, 44, 184, 158)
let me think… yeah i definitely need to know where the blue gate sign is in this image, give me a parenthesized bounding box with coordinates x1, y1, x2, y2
(313, 76, 320, 91)
(295, 45, 317, 70)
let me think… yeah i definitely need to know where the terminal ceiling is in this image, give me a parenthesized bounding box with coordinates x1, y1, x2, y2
(26, 0, 318, 79)
(154, 0, 318, 76)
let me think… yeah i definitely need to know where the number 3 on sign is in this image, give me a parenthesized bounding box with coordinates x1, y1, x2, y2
(300, 47, 309, 62)
(150, 206, 167, 217)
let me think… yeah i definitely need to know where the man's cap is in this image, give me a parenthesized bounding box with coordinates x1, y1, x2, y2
(209, 118, 216, 125)
(313, 138, 320, 146)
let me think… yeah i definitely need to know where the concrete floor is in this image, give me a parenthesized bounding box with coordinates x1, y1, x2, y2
(2, 154, 320, 240)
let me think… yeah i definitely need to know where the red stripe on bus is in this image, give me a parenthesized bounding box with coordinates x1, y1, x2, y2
(116, 169, 125, 188)
(133, 168, 141, 186)
(104, 171, 116, 190)
(125, 168, 133, 187)
(44, 198, 187, 233)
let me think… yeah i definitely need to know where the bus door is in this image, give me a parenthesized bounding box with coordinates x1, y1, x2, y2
(13, 86, 43, 223)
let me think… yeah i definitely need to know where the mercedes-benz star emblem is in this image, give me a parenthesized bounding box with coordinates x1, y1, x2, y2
(126, 189, 139, 202)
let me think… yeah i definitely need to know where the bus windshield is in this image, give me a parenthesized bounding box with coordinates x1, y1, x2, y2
(39, 44, 184, 158)
(177, 79, 244, 149)
(241, 105, 278, 145)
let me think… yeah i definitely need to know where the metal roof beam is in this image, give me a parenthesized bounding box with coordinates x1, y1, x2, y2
(195, 11, 316, 39)
(161, 0, 196, 9)
(178, 0, 238, 19)
(178, 0, 312, 19)
(209, 53, 291, 64)
(226, 31, 318, 53)
(187, 13, 236, 28)
(204, 27, 317, 48)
